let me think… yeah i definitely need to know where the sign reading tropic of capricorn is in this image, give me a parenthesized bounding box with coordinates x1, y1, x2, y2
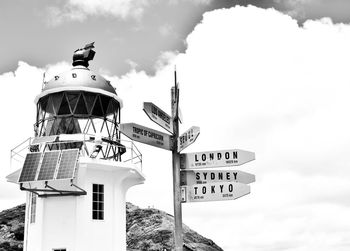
(119, 122, 173, 150)
(119, 70, 256, 251)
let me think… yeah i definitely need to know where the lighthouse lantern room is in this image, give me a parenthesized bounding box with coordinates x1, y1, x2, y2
(7, 43, 145, 251)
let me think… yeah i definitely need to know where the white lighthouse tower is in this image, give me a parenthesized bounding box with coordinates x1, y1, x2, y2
(7, 43, 144, 251)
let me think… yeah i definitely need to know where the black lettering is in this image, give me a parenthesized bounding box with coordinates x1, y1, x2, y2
(233, 151, 238, 159)
(233, 172, 237, 180)
(195, 172, 200, 180)
(220, 185, 224, 193)
(210, 172, 215, 180)
(209, 153, 214, 160)
(203, 172, 207, 180)
(195, 154, 199, 162)
(226, 172, 230, 180)
(202, 186, 206, 194)
(72, 73, 77, 78)
(211, 186, 215, 193)
(225, 152, 230, 159)
(229, 184, 233, 192)
(201, 154, 206, 161)
(217, 152, 222, 160)
(194, 187, 198, 195)
(151, 105, 157, 115)
(218, 173, 223, 180)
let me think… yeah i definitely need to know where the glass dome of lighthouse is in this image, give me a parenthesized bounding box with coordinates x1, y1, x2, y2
(33, 43, 124, 160)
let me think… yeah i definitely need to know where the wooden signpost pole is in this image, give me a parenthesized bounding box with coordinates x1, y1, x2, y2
(172, 69, 183, 251)
(121, 67, 255, 250)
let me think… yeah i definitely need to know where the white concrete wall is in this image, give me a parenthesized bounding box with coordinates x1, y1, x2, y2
(24, 158, 144, 251)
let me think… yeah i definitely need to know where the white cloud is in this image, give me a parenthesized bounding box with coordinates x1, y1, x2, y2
(3, 5, 350, 251)
(113, 5, 350, 250)
(45, 0, 214, 26)
(169, 0, 212, 5)
(46, 0, 149, 26)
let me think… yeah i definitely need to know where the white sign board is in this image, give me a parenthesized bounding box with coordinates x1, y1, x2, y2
(180, 170, 255, 186)
(182, 182, 250, 203)
(177, 126, 200, 152)
(143, 102, 173, 133)
(180, 149, 255, 169)
(120, 123, 173, 150)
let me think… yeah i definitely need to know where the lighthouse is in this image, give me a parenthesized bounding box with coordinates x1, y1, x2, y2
(7, 43, 145, 251)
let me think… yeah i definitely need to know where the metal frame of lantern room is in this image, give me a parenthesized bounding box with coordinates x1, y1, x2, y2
(9, 42, 143, 198)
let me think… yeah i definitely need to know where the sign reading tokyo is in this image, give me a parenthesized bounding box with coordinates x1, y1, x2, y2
(143, 102, 173, 133)
(182, 182, 250, 203)
(180, 170, 255, 186)
(178, 126, 200, 152)
(120, 123, 173, 150)
(180, 149, 255, 169)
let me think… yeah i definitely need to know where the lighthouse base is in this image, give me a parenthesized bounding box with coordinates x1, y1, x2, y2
(23, 157, 145, 251)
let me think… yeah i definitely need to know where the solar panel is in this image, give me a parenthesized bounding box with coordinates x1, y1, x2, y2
(56, 149, 80, 180)
(37, 150, 60, 181)
(19, 152, 42, 182)
(32, 135, 58, 145)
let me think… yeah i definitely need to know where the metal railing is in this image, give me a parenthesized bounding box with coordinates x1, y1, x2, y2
(10, 134, 142, 171)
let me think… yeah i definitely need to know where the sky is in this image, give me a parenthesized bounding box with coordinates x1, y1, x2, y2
(1, 1, 350, 251)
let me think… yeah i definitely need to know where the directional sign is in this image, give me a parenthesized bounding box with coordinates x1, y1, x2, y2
(178, 107, 183, 124)
(180, 170, 255, 186)
(180, 149, 255, 169)
(143, 102, 173, 133)
(177, 126, 200, 152)
(120, 123, 173, 150)
(181, 182, 250, 203)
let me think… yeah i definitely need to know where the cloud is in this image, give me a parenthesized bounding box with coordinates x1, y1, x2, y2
(277, 0, 314, 19)
(46, 0, 149, 26)
(169, 0, 212, 5)
(45, 0, 214, 26)
(3, 5, 350, 251)
(112, 5, 350, 250)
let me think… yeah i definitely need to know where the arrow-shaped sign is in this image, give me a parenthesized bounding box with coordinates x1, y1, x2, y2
(180, 149, 255, 169)
(143, 102, 173, 133)
(120, 123, 173, 151)
(181, 182, 250, 203)
(180, 170, 255, 186)
(177, 126, 200, 152)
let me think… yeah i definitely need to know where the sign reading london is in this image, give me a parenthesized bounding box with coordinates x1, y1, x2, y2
(120, 123, 173, 150)
(182, 182, 250, 203)
(178, 126, 200, 152)
(180, 170, 255, 186)
(180, 149, 255, 169)
(143, 102, 173, 133)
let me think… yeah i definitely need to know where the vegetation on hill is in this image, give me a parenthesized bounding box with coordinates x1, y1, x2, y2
(0, 203, 223, 251)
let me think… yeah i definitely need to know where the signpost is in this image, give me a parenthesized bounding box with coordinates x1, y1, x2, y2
(180, 170, 255, 186)
(177, 126, 200, 152)
(119, 123, 173, 150)
(180, 149, 255, 169)
(181, 182, 250, 203)
(143, 102, 173, 133)
(120, 68, 256, 251)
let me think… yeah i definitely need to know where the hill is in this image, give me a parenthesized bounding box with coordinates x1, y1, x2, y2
(0, 203, 223, 251)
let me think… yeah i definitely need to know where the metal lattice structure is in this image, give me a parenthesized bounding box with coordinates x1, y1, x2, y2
(34, 91, 122, 160)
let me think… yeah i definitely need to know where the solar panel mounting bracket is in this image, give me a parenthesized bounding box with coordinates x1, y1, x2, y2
(19, 181, 86, 197)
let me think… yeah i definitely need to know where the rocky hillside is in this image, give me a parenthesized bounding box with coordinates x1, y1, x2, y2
(0, 203, 223, 251)
(0, 204, 24, 251)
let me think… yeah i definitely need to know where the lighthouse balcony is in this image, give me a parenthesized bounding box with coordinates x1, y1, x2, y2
(8, 134, 143, 197)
